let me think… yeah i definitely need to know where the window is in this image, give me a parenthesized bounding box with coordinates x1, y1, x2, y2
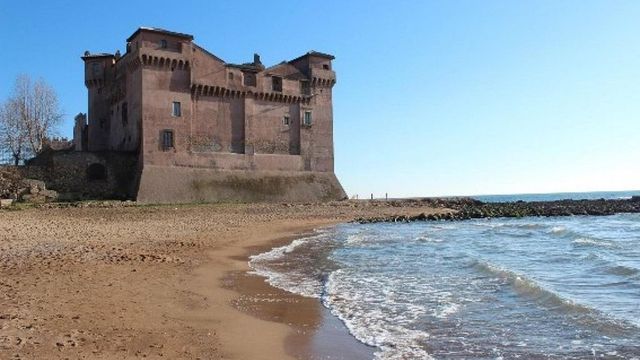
(92, 62, 100, 76)
(228, 72, 234, 80)
(243, 73, 256, 86)
(303, 111, 312, 126)
(272, 76, 282, 92)
(172, 101, 181, 117)
(160, 39, 167, 49)
(283, 115, 290, 126)
(323, 64, 330, 70)
(300, 81, 310, 96)
(121, 102, 128, 126)
(161, 130, 174, 150)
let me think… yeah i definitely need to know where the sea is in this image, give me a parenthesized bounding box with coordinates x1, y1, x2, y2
(249, 190, 640, 359)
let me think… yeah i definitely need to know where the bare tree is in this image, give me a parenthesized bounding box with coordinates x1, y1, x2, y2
(0, 75, 62, 164)
(0, 99, 28, 165)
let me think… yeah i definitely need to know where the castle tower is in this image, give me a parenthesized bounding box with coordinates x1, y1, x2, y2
(81, 52, 115, 151)
(289, 51, 337, 172)
(73, 113, 87, 151)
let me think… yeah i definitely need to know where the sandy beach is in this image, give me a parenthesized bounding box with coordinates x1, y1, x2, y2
(0, 201, 446, 359)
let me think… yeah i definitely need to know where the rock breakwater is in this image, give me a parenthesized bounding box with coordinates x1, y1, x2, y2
(355, 197, 640, 223)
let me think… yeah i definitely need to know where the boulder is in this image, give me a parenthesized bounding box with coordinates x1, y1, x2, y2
(22, 179, 46, 195)
(40, 189, 59, 201)
(0, 198, 14, 208)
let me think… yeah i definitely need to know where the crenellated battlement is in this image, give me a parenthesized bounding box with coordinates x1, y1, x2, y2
(84, 79, 106, 88)
(191, 83, 312, 104)
(140, 54, 190, 70)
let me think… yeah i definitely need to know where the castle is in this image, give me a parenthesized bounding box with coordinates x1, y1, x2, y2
(74, 27, 345, 203)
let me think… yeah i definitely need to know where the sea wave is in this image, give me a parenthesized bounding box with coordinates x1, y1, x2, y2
(547, 226, 612, 246)
(323, 270, 434, 360)
(572, 237, 614, 248)
(605, 264, 640, 278)
(248, 229, 330, 298)
(469, 259, 638, 333)
(470, 221, 545, 230)
(470, 260, 599, 314)
(415, 235, 443, 243)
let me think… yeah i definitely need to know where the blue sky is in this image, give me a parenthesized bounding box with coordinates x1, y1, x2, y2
(1, 1, 638, 197)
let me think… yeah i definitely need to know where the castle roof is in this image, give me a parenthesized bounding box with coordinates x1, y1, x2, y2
(193, 43, 225, 63)
(81, 52, 114, 60)
(225, 63, 263, 72)
(289, 50, 335, 63)
(126, 27, 194, 42)
(264, 62, 307, 80)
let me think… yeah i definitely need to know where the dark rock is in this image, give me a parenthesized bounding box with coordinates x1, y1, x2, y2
(354, 197, 640, 224)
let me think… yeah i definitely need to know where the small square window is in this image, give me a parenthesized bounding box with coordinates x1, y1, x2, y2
(272, 76, 282, 92)
(303, 111, 312, 126)
(323, 64, 330, 70)
(172, 101, 181, 117)
(283, 115, 290, 126)
(161, 130, 174, 150)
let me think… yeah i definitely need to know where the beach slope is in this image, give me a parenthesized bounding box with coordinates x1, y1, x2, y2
(0, 201, 444, 359)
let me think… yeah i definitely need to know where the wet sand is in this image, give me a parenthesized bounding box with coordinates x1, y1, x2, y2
(224, 234, 375, 359)
(0, 201, 446, 359)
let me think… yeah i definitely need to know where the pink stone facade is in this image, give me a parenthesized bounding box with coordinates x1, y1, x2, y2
(79, 27, 345, 203)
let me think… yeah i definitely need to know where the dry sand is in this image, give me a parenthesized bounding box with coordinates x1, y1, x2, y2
(0, 201, 447, 359)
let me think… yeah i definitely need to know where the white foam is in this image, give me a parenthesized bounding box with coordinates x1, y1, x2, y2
(415, 235, 443, 243)
(572, 237, 613, 247)
(249, 230, 328, 263)
(248, 229, 329, 298)
(323, 270, 434, 360)
(345, 233, 370, 245)
(436, 302, 460, 318)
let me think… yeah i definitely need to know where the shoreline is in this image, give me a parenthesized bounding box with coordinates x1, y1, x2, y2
(223, 226, 375, 359)
(190, 220, 337, 360)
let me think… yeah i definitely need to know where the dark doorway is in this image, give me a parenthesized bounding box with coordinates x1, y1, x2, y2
(86, 163, 107, 181)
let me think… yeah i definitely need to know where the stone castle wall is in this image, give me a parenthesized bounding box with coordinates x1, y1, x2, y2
(136, 165, 346, 204)
(23, 151, 138, 201)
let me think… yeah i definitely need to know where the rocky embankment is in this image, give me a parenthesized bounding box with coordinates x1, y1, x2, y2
(356, 196, 640, 223)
